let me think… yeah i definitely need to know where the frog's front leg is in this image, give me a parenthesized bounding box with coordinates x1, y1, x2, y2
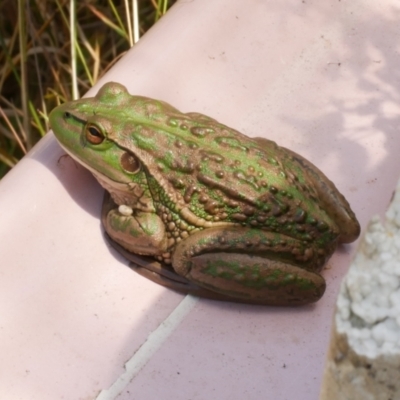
(101, 192, 168, 256)
(172, 227, 327, 306)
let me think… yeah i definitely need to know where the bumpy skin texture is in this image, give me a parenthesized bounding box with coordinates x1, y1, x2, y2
(50, 82, 360, 305)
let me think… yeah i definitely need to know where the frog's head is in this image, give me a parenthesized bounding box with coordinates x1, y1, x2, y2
(50, 82, 192, 211)
(49, 82, 144, 186)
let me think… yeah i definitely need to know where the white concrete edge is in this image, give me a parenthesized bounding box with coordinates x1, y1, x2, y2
(95, 295, 199, 399)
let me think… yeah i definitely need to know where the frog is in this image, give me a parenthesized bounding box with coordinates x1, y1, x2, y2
(49, 82, 360, 306)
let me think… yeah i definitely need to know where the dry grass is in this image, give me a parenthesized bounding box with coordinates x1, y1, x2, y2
(0, 0, 176, 179)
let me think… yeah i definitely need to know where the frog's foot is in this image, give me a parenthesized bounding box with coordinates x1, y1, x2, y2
(101, 191, 168, 256)
(172, 228, 327, 306)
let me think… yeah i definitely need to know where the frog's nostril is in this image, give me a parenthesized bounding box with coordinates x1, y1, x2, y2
(64, 111, 71, 119)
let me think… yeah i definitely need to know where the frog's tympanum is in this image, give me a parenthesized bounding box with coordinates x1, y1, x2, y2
(50, 82, 360, 305)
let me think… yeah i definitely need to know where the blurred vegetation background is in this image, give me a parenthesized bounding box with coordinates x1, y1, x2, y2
(0, 0, 176, 179)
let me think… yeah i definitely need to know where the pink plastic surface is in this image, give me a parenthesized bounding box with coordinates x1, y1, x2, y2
(1, 0, 399, 399)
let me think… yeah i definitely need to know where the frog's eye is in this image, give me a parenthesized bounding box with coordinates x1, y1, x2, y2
(121, 151, 141, 174)
(85, 124, 104, 145)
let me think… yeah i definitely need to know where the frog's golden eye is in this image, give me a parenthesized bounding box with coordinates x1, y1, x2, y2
(85, 124, 104, 145)
(121, 151, 141, 173)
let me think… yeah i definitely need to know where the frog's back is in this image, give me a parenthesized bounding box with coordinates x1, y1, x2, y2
(121, 103, 331, 232)
(110, 92, 358, 246)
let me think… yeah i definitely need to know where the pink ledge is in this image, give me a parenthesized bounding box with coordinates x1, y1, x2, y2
(0, 1, 399, 399)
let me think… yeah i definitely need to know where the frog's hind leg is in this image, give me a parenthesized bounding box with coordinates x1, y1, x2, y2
(172, 227, 327, 306)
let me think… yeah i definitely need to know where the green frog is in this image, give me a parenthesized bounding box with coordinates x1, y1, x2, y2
(49, 82, 360, 305)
